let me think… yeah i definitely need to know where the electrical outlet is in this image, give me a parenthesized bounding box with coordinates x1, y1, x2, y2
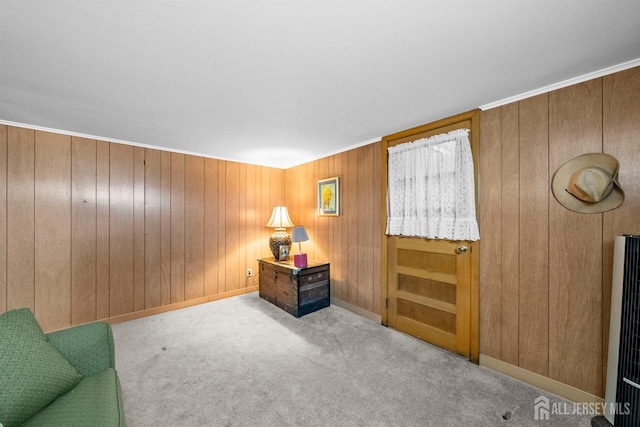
(247, 268, 253, 277)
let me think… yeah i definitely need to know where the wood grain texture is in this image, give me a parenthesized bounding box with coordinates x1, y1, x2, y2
(34, 131, 72, 331)
(517, 93, 549, 377)
(109, 144, 135, 317)
(346, 149, 359, 306)
(160, 151, 172, 306)
(225, 162, 240, 291)
(602, 67, 640, 393)
(0, 124, 284, 331)
(204, 158, 220, 296)
(548, 79, 603, 396)
(7, 127, 35, 311)
(133, 147, 146, 312)
(357, 144, 375, 312)
(170, 153, 185, 303)
(144, 149, 162, 309)
(96, 141, 110, 319)
(71, 137, 97, 325)
(185, 155, 205, 300)
(478, 107, 502, 359)
(217, 161, 226, 294)
(372, 142, 382, 315)
(500, 102, 520, 366)
(478, 67, 640, 397)
(0, 126, 7, 313)
(283, 143, 382, 315)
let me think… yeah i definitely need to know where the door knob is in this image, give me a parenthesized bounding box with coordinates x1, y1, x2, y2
(456, 245, 468, 254)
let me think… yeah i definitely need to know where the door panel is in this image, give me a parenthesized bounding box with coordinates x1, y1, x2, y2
(381, 110, 480, 362)
(388, 236, 471, 356)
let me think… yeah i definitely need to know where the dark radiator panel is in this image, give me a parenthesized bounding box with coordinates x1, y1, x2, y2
(615, 235, 640, 426)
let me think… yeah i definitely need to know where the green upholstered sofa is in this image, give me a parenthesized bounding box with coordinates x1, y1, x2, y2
(0, 308, 126, 427)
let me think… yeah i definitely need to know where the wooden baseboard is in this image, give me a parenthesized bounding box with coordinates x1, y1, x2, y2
(331, 297, 381, 324)
(103, 286, 259, 325)
(480, 354, 604, 404)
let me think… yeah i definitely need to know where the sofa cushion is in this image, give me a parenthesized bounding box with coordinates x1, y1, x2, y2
(21, 368, 126, 427)
(0, 308, 83, 427)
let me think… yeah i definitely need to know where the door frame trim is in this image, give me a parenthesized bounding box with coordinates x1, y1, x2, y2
(380, 109, 480, 363)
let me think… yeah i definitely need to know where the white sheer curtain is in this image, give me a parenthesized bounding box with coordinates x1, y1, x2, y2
(386, 128, 480, 241)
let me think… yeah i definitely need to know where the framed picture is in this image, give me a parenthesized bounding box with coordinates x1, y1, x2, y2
(279, 245, 290, 261)
(318, 176, 339, 216)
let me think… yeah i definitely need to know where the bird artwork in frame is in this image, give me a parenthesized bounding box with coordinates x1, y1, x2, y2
(318, 177, 339, 216)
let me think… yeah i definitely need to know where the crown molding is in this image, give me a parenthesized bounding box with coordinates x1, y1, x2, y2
(480, 58, 640, 111)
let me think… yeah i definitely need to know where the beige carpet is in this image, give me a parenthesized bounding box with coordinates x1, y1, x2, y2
(112, 293, 592, 426)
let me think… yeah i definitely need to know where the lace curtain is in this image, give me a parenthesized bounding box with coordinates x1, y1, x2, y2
(386, 128, 480, 241)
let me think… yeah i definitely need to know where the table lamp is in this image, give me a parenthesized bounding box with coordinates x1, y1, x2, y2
(265, 206, 294, 260)
(292, 226, 309, 267)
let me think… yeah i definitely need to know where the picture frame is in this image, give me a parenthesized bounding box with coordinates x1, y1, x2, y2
(278, 245, 290, 261)
(318, 176, 339, 216)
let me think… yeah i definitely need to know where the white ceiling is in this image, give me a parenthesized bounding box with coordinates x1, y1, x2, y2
(2, 1, 640, 169)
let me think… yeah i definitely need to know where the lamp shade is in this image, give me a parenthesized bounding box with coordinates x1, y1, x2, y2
(291, 226, 309, 243)
(266, 206, 294, 260)
(265, 206, 294, 229)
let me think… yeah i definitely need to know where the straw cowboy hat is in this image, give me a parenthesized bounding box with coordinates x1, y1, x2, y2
(551, 153, 624, 214)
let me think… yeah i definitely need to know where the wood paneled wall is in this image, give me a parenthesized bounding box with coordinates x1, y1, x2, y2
(479, 66, 640, 397)
(0, 125, 283, 332)
(284, 142, 383, 315)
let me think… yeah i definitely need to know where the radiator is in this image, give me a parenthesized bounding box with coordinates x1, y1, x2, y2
(605, 235, 640, 425)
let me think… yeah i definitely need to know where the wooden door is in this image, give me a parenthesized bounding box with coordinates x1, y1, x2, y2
(387, 237, 472, 357)
(381, 110, 480, 362)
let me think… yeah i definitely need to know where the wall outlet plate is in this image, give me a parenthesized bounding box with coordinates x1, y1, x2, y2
(247, 268, 253, 277)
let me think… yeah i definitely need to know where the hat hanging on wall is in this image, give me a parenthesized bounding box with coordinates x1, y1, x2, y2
(551, 153, 624, 214)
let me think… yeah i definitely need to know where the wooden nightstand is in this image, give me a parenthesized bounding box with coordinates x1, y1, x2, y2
(258, 258, 330, 317)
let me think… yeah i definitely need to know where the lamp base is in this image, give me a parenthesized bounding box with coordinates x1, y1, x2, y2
(294, 253, 308, 268)
(269, 230, 291, 260)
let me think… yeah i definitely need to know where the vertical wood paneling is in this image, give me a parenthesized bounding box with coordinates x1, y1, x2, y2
(479, 67, 640, 397)
(332, 153, 345, 301)
(259, 166, 271, 262)
(548, 80, 603, 395)
(357, 144, 374, 312)
(71, 137, 97, 325)
(217, 162, 226, 294)
(160, 151, 172, 306)
(501, 103, 520, 366)
(7, 127, 35, 311)
(0, 124, 286, 330)
(602, 67, 640, 391)
(144, 149, 162, 309)
(0, 126, 7, 314)
(109, 144, 134, 317)
(372, 141, 382, 315)
(225, 162, 240, 291)
(133, 147, 145, 312)
(302, 163, 316, 260)
(317, 158, 329, 262)
(245, 164, 258, 287)
(517, 94, 549, 377)
(237, 163, 247, 289)
(346, 149, 359, 306)
(204, 158, 219, 296)
(34, 132, 71, 331)
(96, 141, 110, 319)
(185, 155, 205, 300)
(479, 107, 503, 359)
(170, 153, 185, 303)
